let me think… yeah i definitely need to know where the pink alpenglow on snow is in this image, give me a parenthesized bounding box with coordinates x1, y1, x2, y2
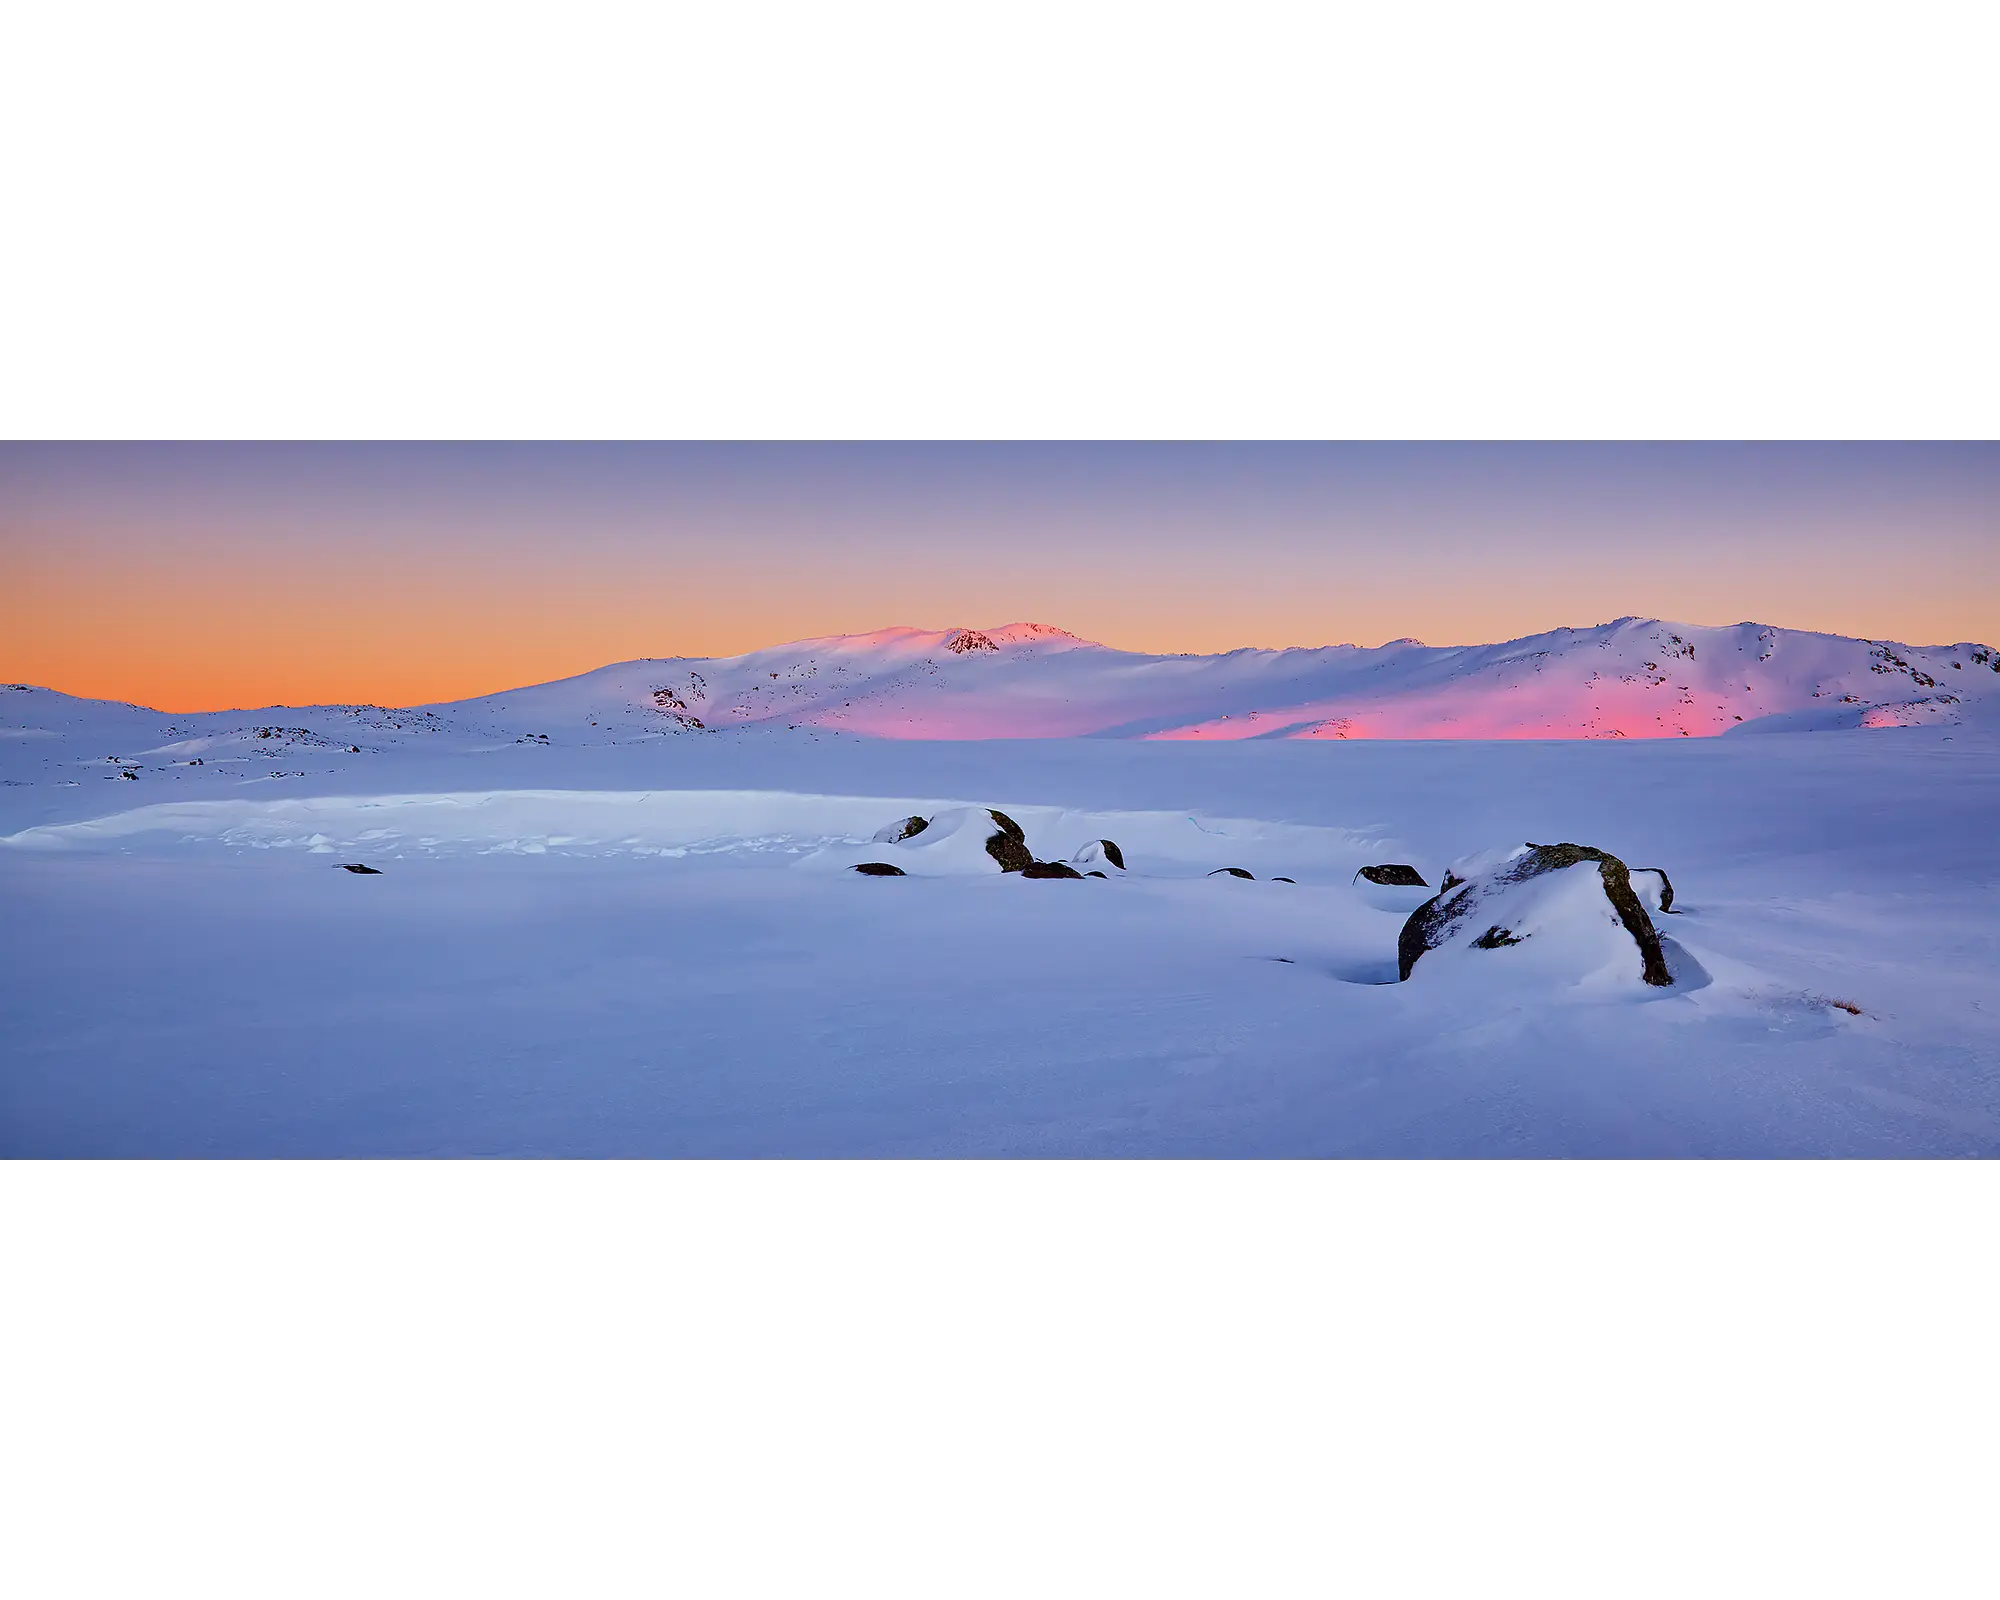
(406, 617, 2000, 744)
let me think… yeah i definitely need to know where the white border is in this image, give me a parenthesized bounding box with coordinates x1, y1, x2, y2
(3, 4, 1994, 438)
(7, 1162, 1995, 1596)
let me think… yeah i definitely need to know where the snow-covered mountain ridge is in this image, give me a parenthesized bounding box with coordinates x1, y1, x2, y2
(414, 617, 2000, 741)
(8, 618, 1998, 756)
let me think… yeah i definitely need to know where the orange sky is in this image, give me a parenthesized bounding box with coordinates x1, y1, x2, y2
(4, 443, 1995, 711)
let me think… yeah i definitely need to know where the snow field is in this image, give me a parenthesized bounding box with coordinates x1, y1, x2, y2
(4, 660, 1998, 1155)
(3, 788, 1379, 880)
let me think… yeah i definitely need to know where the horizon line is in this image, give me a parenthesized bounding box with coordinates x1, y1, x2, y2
(12, 611, 1998, 716)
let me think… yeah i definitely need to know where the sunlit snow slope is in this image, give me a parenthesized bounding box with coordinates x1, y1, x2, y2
(434, 619, 2000, 742)
(6, 621, 1997, 764)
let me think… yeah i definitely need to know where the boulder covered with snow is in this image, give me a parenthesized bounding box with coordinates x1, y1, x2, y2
(1355, 863, 1427, 887)
(857, 806, 1033, 874)
(1070, 838, 1126, 872)
(1398, 843, 1673, 987)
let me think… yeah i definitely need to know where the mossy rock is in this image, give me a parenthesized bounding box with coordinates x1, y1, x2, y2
(1022, 860, 1084, 879)
(982, 809, 1034, 873)
(852, 861, 907, 877)
(1398, 842, 1672, 986)
(872, 815, 930, 843)
(1355, 863, 1428, 888)
(1208, 867, 1255, 880)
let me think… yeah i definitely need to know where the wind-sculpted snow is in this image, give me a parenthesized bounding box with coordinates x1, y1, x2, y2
(3, 788, 1376, 879)
(4, 722, 1998, 1156)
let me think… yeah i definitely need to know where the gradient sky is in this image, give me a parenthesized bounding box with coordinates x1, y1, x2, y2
(4, 442, 1995, 711)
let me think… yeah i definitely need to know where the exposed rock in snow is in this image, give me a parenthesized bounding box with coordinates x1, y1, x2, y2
(1355, 863, 1428, 887)
(1398, 842, 1673, 987)
(1209, 867, 1254, 880)
(852, 862, 906, 877)
(841, 807, 1032, 875)
(1071, 838, 1126, 872)
(1631, 867, 1676, 913)
(1021, 861, 1084, 879)
(982, 809, 1033, 872)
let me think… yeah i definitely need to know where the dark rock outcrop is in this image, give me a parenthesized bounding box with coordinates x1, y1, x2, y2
(852, 861, 907, 877)
(1208, 867, 1254, 880)
(1398, 842, 1672, 986)
(872, 815, 930, 843)
(1072, 838, 1126, 871)
(1355, 864, 1428, 887)
(983, 810, 1034, 873)
(334, 863, 382, 875)
(1022, 861, 1084, 879)
(1272, 876, 1296, 883)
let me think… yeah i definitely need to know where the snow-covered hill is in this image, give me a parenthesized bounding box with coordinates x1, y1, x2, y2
(430, 616, 2000, 741)
(5, 620, 1996, 791)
